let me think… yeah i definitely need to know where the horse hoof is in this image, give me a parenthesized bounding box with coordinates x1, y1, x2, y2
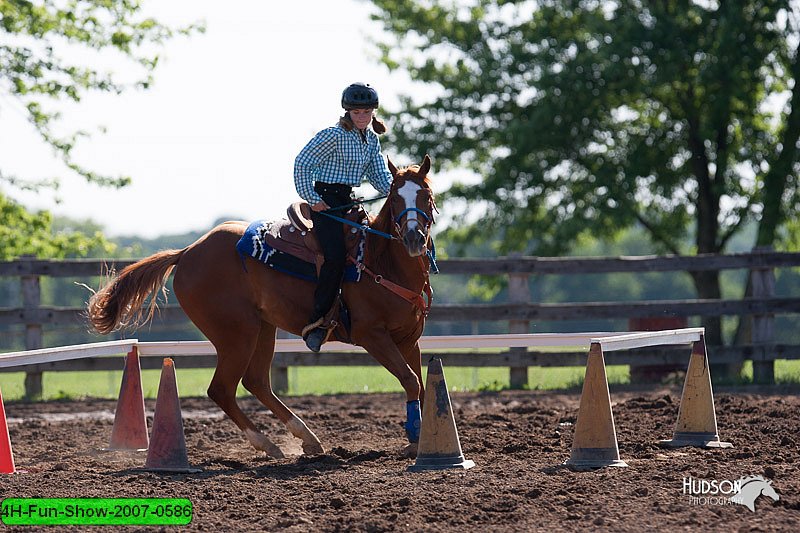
(264, 443, 285, 459)
(246, 429, 285, 459)
(303, 442, 325, 455)
(402, 443, 418, 459)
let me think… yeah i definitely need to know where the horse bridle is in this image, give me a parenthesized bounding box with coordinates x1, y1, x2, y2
(391, 183, 437, 247)
(348, 179, 438, 318)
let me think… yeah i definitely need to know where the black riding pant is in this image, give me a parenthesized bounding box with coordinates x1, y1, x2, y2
(309, 182, 353, 324)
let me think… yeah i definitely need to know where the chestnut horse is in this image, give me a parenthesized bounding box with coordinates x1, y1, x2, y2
(87, 156, 436, 458)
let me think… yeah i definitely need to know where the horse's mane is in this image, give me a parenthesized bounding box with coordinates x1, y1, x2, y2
(366, 164, 432, 273)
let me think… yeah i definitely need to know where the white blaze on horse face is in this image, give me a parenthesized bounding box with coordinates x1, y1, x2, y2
(398, 181, 423, 231)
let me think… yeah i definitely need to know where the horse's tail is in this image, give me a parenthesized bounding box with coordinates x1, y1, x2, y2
(87, 248, 187, 335)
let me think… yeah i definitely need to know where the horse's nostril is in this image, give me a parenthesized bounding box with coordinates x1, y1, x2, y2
(405, 230, 423, 246)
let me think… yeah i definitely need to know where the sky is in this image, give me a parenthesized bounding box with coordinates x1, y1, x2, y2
(0, 0, 455, 238)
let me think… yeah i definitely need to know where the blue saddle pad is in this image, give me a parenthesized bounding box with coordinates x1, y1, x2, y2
(236, 220, 363, 282)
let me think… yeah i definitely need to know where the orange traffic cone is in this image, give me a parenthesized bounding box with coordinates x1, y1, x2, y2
(659, 337, 732, 448)
(0, 386, 16, 474)
(105, 347, 149, 451)
(565, 343, 628, 470)
(142, 358, 201, 473)
(408, 358, 474, 472)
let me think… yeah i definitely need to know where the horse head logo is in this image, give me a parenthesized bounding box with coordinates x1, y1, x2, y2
(729, 475, 780, 512)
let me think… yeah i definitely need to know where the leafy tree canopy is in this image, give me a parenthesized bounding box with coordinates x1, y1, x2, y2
(0, 0, 202, 258)
(0, 193, 111, 259)
(370, 0, 800, 257)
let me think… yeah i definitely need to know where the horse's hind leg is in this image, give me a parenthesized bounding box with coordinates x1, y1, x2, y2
(241, 322, 324, 455)
(206, 330, 285, 459)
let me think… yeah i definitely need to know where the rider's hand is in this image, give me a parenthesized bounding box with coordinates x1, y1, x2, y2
(311, 201, 330, 212)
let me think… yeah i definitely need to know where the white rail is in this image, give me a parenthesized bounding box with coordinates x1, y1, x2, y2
(590, 328, 705, 352)
(136, 332, 628, 356)
(0, 339, 139, 369)
(0, 329, 705, 369)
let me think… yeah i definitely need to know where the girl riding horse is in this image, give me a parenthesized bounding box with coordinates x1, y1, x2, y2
(87, 156, 437, 459)
(294, 82, 392, 353)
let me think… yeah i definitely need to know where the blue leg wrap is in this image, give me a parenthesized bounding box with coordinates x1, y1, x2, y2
(405, 400, 421, 443)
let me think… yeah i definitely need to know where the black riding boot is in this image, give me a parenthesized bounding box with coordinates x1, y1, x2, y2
(303, 183, 352, 352)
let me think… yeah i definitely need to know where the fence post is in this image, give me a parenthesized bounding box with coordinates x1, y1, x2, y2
(21, 263, 44, 398)
(272, 329, 290, 394)
(751, 246, 776, 385)
(508, 260, 530, 389)
(272, 367, 289, 394)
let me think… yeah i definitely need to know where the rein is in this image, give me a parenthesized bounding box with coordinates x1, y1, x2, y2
(319, 211, 395, 240)
(335, 180, 437, 317)
(325, 194, 388, 213)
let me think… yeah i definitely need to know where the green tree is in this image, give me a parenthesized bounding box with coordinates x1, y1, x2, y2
(370, 0, 800, 345)
(0, 195, 112, 259)
(0, 0, 201, 258)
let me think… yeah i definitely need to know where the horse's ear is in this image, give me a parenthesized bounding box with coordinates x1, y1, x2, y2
(387, 157, 398, 177)
(419, 154, 431, 176)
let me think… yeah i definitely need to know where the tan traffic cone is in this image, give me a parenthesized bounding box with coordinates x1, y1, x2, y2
(0, 386, 17, 474)
(565, 343, 628, 470)
(408, 358, 475, 472)
(105, 347, 149, 451)
(659, 337, 732, 448)
(142, 358, 201, 473)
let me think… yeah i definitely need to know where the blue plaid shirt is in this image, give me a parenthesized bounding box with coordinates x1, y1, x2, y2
(294, 123, 392, 204)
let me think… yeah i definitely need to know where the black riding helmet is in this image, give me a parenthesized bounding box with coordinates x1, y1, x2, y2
(341, 83, 379, 109)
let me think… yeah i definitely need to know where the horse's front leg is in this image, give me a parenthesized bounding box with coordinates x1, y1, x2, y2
(402, 341, 424, 448)
(359, 330, 423, 453)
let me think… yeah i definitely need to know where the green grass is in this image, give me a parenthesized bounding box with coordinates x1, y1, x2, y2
(775, 359, 800, 383)
(287, 365, 631, 394)
(728, 360, 800, 385)
(0, 361, 798, 401)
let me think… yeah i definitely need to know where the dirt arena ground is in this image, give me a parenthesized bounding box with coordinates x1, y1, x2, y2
(2, 385, 799, 532)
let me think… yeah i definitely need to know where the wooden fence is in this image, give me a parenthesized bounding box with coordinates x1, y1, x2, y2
(2, 249, 800, 396)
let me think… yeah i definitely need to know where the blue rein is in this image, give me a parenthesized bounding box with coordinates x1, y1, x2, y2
(319, 211, 395, 240)
(320, 206, 439, 274)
